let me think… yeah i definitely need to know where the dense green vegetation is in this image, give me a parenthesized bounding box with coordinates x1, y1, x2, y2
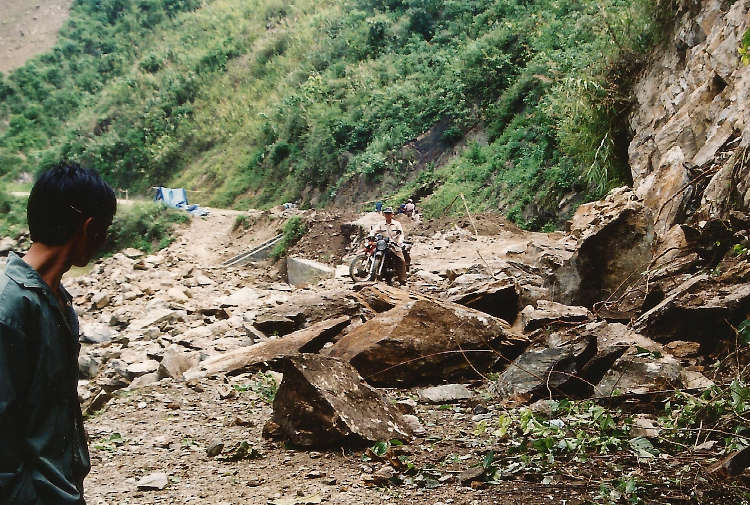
(0, 0, 675, 231)
(0, 191, 27, 239)
(102, 202, 190, 254)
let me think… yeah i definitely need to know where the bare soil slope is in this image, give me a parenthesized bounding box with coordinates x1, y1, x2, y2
(0, 0, 73, 73)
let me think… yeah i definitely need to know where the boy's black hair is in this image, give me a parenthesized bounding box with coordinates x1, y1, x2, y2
(27, 162, 117, 245)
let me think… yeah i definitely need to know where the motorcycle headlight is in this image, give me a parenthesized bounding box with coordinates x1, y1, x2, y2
(377, 239, 387, 251)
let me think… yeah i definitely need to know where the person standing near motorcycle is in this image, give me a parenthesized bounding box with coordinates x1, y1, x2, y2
(372, 207, 408, 285)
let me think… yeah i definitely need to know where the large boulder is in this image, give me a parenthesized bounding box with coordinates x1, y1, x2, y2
(447, 276, 519, 323)
(326, 298, 528, 387)
(253, 291, 374, 336)
(287, 257, 335, 287)
(496, 333, 596, 401)
(633, 260, 750, 345)
(496, 321, 681, 402)
(546, 188, 655, 308)
(184, 317, 351, 379)
(263, 354, 413, 448)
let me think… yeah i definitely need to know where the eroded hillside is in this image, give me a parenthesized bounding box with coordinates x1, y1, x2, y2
(0, 0, 73, 73)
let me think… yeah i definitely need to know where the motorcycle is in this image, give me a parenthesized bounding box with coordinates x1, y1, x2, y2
(349, 233, 411, 283)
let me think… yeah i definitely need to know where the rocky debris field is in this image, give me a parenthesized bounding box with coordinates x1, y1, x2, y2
(3, 188, 750, 504)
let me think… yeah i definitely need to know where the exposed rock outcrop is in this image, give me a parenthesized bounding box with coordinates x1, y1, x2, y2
(629, 0, 750, 233)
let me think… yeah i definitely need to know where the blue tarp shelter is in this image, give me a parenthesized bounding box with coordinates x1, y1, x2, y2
(154, 187, 208, 216)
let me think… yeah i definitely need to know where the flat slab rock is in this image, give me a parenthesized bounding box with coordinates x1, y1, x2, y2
(353, 284, 415, 313)
(263, 354, 412, 448)
(595, 349, 683, 396)
(253, 291, 374, 337)
(520, 300, 592, 332)
(326, 296, 528, 387)
(418, 384, 473, 404)
(184, 317, 350, 379)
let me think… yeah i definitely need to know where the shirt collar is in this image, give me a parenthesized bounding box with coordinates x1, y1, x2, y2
(4, 252, 72, 303)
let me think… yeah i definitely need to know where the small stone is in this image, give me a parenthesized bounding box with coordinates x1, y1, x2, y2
(665, 340, 701, 358)
(458, 466, 485, 486)
(126, 360, 159, 378)
(309, 452, 322, 459)
(472, 405, 489, 415)
(83, 390, 112, 416)
(681, 370, 715, 389)
(395, 399, 417, 415)
(306, 470, 324, 479)
(368, 465, 394, 484)
(136, 472, 168, 490)
(219, 387, 238, 400)
(122, 248, 144, 258)
(152, 435, 171, 448)
(401, 414, 426, 436)
(92, 293, 111, 309)
(418, 384, 473, 404)
(206, 442, 224, 458)
(232, 415, 254, 427)
(630, 415, 661, 439)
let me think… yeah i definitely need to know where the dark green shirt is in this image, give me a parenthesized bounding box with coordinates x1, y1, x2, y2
(0, 252, 90, 505)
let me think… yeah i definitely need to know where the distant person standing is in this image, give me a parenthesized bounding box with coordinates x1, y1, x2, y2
(0, 162, 116, 505)
(375, 200, 383, 213)
(404, 199, 415, 218)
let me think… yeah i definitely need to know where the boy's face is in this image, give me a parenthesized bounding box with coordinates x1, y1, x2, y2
(384, 212, 393, 223)
(72, 216, 112, 267)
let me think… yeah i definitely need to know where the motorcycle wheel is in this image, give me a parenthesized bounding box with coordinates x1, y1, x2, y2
(349, 254, 373, 282)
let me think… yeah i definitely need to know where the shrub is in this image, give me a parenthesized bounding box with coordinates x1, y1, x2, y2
(0, 191, 27, 239)
(140, 53, 164, 73)
(270, 216, 307, 261)
(102, 202, 189, 255)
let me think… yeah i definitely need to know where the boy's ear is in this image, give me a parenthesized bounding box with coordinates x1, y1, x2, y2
(80, 217, 95, 239)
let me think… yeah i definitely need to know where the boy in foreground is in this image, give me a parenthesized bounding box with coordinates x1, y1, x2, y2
(0, 162, 116, 504)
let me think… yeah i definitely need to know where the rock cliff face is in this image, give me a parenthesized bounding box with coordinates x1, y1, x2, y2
(629, 0, 750, 235)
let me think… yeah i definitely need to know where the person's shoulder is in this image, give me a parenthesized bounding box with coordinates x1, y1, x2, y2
(0, 274, 35, 330)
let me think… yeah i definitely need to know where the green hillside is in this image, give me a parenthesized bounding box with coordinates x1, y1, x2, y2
(0, 0, 674, 230)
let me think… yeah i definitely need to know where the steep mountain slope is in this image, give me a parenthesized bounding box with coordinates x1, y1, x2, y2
(0, 0, 672, 229)
(0, 0, 74, 73)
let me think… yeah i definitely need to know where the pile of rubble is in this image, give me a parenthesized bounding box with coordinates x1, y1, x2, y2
(60, 182, 748, 455)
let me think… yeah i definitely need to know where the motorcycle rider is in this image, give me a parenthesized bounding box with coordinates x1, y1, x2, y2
(372, 207, 408, 284)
